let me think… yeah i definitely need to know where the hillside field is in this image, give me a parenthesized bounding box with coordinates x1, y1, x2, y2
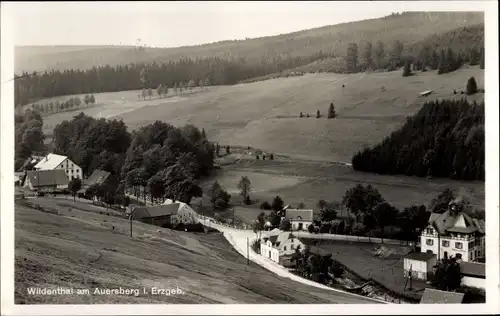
(41, 67, 484, 162)
(15, 199, 376, 304)
(38, 67, 485, 212)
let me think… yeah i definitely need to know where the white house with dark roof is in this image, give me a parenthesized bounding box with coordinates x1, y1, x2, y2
(420, 199, 485, 262)
(460, 261, 485, 289)
(260, 231, 304, 263)
(34, 153, 83, 181)
(283, 209, 314, 231)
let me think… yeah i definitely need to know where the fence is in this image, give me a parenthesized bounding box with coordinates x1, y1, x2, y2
(290, 231, 417, 247)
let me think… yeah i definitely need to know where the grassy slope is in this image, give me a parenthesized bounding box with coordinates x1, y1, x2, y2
(15, 12, 483, 73)
(38, 67, 485, 211)
(41, 67, 484, 162)
(15, 198, 375, 304)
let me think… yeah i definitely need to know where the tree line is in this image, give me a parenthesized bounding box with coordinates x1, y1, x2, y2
(28, 94, 96, 115)
(352, 98, 484, 181)
(14, 54, 324, 106)
(48, 113, 215, 205)
(15, 111, 46, 170)
(14, 20, 484, 106)
(345, 39, 484, 74)
(248, 183, 482, 242)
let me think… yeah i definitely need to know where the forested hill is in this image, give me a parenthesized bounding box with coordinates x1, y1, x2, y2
(15, 12, 483, 73)
(352, 98, 485, 181)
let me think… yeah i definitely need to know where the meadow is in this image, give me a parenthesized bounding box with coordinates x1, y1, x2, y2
(41, 67, 484, 163)
(37, 67, 485, 214)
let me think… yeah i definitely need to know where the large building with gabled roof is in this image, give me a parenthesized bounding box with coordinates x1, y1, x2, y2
(34, 153, 83, 180)
(420, 199, 485, 262)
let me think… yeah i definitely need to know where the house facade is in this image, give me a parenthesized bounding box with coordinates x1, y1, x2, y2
(460, 262, 485, 289)
(284, 209, 313, 231)
(420, 200, 485, 262)
(260, 231, 304, 264)
(23, 170, 69, 191)
(34, 153, 83, 180)
(403, 252, 437, 281)
(130, 200, 199, 228)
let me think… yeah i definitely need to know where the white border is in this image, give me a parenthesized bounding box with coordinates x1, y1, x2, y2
(1, 1, 499, 315)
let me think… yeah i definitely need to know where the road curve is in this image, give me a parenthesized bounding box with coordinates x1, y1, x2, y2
(198, 215, 389, 304)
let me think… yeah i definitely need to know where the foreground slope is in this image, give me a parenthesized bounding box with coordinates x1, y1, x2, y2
(15, 200, 376, 304)
(15, 12, 483, 73)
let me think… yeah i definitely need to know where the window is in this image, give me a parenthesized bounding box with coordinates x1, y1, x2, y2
(284, 246, 287, 251)
(291, 244, 295, 250)
(442, 240, 449, 247)
(456, 253, 462, 259)
(455, 242, 463, 249)
(426, 239, 434, 246)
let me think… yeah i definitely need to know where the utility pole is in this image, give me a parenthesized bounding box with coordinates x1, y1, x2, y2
(247, 237, 249, 265)
(129, 216, 133, 237)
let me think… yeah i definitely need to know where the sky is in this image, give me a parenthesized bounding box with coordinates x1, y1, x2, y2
(4, 1, 409, 48)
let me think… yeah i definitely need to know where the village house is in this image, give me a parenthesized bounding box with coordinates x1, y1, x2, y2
(403, 252, 437, 281)
(128, 199, 199, 227)
(420, 199, 485, 262)
(260, 231, 304, 265)
(34, 153, 83, 180)
(23, 169, 69, 192)
(460, 261, 485, 289)
(283, 208, 314, 231)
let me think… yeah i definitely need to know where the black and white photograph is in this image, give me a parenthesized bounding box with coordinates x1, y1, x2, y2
(1, 1, 498, 315)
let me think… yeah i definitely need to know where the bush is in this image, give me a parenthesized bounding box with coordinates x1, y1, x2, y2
(402, 60, 412, 77)
(260, 201, 271, 210)
(174, 223, 205, 232)
(352, 222, 366, 235)
(466, 76, 478, 95)
(307, 224, 315, 233)
(251, 239, 261, 253)
(330, 261, 345, 278)
(214, 198, 228, 209)
(319, 223, 332, 233)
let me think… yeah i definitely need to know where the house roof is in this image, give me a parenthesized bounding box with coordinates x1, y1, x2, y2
(285, 209, 313, 222)
(420, 288, 464, 304)
(34, 153, 68, 170)
(472, 218, 485, 234)
(267, 232, 297, 249)
(405, 252, 436, 262)
(26, 169, 69, 187)
(84, 169, 111, 187)
(460, 262, 485, 278)
(130, 203, 181, 220)
(429, 210, 481, 235)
